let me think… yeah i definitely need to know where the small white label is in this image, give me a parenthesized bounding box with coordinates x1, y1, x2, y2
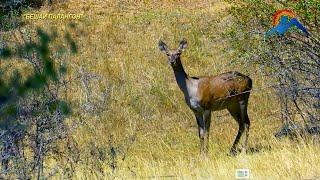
(235, 169, 250, 179)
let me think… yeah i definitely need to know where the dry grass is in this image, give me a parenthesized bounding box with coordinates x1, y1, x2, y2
(18, 0, 320, 179)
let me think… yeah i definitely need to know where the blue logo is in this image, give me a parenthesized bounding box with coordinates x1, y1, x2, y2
(265, 9, 309, 37)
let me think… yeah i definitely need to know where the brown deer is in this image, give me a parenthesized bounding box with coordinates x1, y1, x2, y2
(158, 39, 252, 156)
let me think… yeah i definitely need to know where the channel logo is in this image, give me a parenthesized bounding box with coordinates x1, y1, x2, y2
(265, 9, 309, 37)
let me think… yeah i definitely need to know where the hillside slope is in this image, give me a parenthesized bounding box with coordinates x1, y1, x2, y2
(20, 0, 320, 179)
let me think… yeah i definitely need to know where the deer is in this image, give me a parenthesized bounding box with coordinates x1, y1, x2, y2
(158, 39, 252, 156)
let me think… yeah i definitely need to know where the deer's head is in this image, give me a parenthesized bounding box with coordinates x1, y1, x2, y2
(158, 39, 187, 67)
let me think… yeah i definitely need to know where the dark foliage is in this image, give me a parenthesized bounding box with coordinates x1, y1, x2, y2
(0, 0, 56, 31)
(0, 27, 75, 178)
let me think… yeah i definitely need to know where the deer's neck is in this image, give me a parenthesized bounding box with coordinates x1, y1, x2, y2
(173, 60, 189, 96)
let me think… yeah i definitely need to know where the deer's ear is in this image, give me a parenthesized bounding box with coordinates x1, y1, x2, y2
(178, 39, 187, 52)
(158, 40, 168, 53)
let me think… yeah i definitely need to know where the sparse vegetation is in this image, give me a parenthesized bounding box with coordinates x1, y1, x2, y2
(226, 0, 320, 139)
(1, 0, 319, 179)
(0, 28, 75, 178)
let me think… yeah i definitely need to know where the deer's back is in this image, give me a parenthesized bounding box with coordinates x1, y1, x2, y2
(196, 71, 252, 110)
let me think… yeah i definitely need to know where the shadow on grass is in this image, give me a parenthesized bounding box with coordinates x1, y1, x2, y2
(247, 144, 272, 155)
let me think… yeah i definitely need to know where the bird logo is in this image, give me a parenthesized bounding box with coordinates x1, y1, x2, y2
(265, 9, 309, 37)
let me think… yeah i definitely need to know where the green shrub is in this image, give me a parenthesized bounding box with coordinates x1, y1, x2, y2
(226, 0, 320, 137)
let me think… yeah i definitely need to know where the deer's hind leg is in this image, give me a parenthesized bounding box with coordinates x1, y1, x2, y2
(228, 96, 251, 156)
(239, 94, 250, 154)
(227, 104, 244, 156)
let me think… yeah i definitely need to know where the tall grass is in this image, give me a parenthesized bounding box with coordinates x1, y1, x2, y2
(2, 0, 320, 179)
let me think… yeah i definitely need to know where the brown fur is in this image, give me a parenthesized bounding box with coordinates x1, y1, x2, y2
(197, 71, 252, 110)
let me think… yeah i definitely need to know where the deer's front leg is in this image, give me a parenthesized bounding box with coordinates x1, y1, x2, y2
(203, 110, 212, 154)
(195, 113, 205, 155)
(195, 111, 211, 156)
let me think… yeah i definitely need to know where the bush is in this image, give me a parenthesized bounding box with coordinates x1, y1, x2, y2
(0, 27, 76, 178)
(226, 0, 320, 138)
